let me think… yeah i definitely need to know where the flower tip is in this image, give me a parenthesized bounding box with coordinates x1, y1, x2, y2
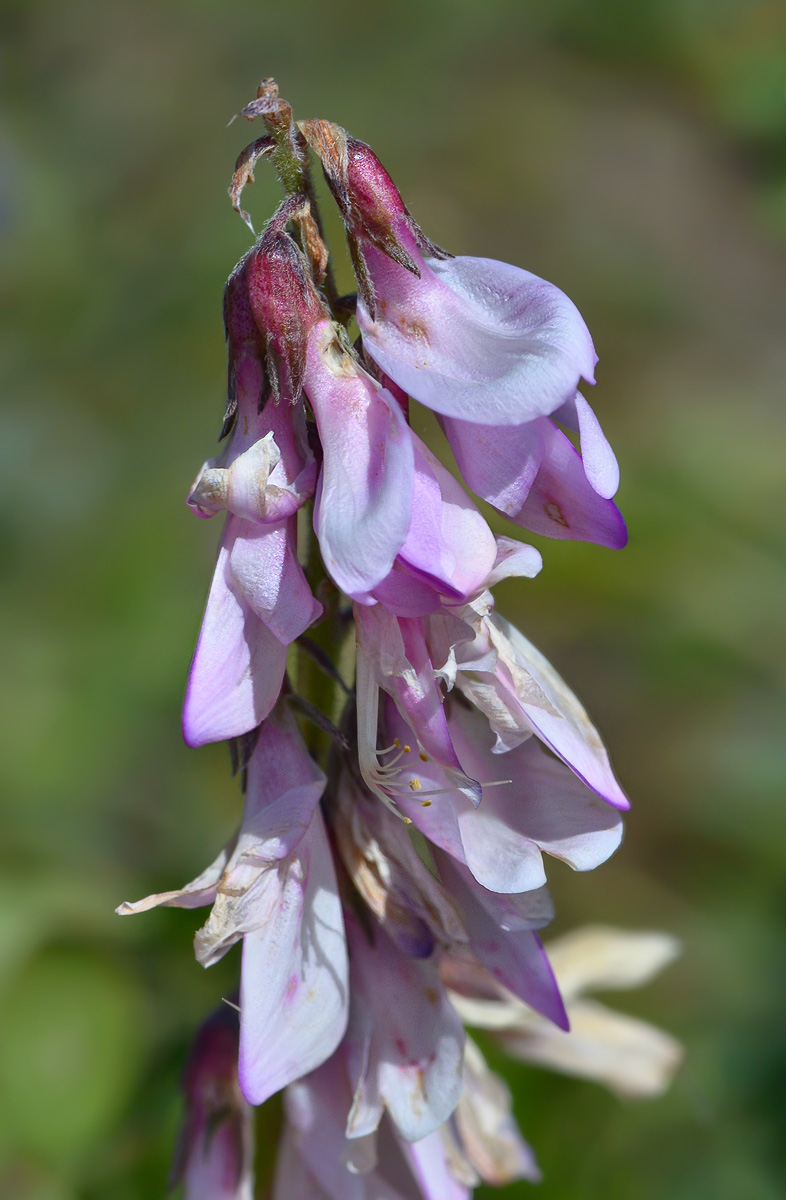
(555, 1005, 571, 1033)
(611, 512, 629, 550)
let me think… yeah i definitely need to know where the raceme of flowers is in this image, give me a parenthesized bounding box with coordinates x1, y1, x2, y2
(118, 79, 681, 1197)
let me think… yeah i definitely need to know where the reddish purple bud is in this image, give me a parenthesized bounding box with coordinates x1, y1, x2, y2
(171, 1005, 254, 1200)
(300, 121, 447, 315)
(245, 215, 326, 403)
(222, 259, 266, 440)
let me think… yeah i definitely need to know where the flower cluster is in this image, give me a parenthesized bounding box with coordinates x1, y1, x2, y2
(120, 80, 680, 1196)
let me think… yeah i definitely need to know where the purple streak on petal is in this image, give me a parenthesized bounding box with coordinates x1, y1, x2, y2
(444, 408, 625, 547)
(182, 520, 287, 747)
(437, 854, 569, 1029)
(306, 321, 415, 597)
(463, 880, 555, 934)
(358, 252, 597, 426)
(379, 698, 479, 857)
(391, 617, 464, 769)
(371, 566, 442, 617)
(238, 809, 348, 1105)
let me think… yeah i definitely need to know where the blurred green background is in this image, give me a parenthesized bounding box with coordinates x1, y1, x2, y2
(1, 0, 785, 1196)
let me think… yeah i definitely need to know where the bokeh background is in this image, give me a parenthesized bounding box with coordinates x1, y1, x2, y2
(2, 1, 785, 1196)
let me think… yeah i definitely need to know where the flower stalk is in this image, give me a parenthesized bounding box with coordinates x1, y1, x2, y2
(120, 78, 681, 1198)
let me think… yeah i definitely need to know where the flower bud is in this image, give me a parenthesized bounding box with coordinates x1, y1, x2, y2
(170, 1005, 254, 1200)
(246, 205, 327, 402)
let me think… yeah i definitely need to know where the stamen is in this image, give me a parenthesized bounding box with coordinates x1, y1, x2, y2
(409, 777, 422, 792)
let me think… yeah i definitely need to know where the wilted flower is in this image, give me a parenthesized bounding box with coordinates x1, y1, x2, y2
(125, 76, 681, 1197)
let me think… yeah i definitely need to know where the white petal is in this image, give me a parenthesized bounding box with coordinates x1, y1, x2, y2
(545, 925, 681, 1002)
(238, 811, 348, 1105)
(502, 998, 683, 1098)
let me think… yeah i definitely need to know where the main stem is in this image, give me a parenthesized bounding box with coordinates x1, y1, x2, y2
(261, 105, 355, 760)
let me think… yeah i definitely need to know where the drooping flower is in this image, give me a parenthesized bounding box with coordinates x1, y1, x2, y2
(296, 123, 627, 547)
(132, 77, 681, 1200)
(118, 701, 349, 1104)
(182, 262, 321, 747)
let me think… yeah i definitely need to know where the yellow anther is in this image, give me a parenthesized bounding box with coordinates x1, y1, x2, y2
(419, 752, 429, 762)
(409, 777, 422, 792)
(403, 816, 413, 825)
(421, 799, 432, 807)
(394, 738, 402, 749)
(403, 744, 411, 754)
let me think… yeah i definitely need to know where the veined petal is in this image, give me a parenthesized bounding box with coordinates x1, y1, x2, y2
(358, 251, 597, 426)
(182, 519, 287, 746)
(306, 320, 415, 597)
(484, 613, 629, 810)
(231, 704, 327, 864)
(440, 412, 545, 516)
(238, 809, 348, 1105)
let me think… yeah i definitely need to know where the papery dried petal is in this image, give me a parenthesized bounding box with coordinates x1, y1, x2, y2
(456, 1037, 541, 1185)
(500, 999, 683, 1099)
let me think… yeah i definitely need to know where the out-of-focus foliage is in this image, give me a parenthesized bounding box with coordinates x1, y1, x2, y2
(1, 1, 784, 1196)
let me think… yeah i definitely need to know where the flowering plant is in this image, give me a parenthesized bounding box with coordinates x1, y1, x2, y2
(119, 79, 680, 1196)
